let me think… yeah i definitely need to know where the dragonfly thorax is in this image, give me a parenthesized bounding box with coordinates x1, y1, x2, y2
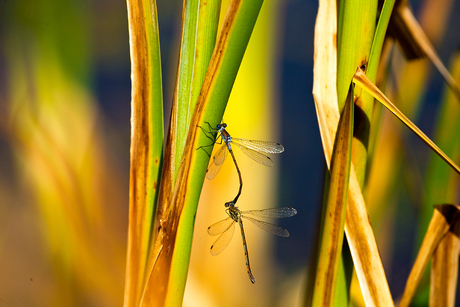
(226, 206, 241, 222)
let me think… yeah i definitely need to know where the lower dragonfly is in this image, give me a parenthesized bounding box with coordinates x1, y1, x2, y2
(198, 122, 284, 204)
(208, 201, 297, 283)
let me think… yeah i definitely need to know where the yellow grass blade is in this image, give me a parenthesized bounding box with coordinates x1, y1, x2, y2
(344, 169, 394, 307)
(312, 85, 354, 307)
(353, 68, 460, 175)
(399, 204, 460, 307)
(125, 0, 164, 304)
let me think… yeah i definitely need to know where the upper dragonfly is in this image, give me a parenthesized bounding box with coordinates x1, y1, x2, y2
(199, 122, 284, 204)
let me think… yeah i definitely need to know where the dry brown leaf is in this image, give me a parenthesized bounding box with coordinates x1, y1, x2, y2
(399, 204, 460, 307)
(312, 0, 339, 167)
(430, 208, 460, 307)
(125, 0, 162, 305)
(344, 168, 394, 307)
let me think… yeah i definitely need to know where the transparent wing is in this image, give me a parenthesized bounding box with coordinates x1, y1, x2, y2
(212, 141, 228, 166)
(233, 142, 274, 167)
(206, 142, 228, 179)
(242, 216, 290, 237)
(241, 207, 297, 218)
(207, 216, 233, 236)
(232, 138, 284, 154)
(210, 222, 235, 256)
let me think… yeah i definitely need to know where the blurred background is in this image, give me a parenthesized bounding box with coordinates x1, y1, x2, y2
(0, 0, 459, 306)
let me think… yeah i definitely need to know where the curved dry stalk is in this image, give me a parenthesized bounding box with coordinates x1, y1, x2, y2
(353, 68, 460, 175)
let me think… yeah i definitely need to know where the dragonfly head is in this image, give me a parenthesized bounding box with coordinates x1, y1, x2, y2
(224, 201, 235, 208)
(216, 123, 227, 130)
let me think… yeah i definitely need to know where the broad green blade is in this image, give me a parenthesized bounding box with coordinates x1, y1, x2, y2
(337, 0, 377, 186)
(171, 0, 221, 181)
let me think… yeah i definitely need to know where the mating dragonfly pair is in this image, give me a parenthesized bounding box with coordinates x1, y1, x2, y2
(199, 122, 297, 284)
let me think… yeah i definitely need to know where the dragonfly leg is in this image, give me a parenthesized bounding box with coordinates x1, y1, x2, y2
(196, 132, 224, 157)
(197, 124, 217, 142)
(203, 121, 217, 131)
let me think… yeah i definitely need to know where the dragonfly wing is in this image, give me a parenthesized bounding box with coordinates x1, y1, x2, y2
(210, 222, 235, 256)
(233, 142, 274, 167)
(241, 207, 297, 218)
(232, 138, 284, 154)
(212, 141, 228, 166)
(207, 217, 233, 236)
(242, 216, 290, 237)
(206, 143, 228, 179)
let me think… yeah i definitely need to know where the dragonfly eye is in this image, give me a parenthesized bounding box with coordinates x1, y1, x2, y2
(224, 201, 233, 208)
(216, 124, 221, 129)
(222, 123, 227, 128)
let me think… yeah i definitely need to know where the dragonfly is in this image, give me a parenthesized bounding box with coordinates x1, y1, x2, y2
(207, 201, 297, 283)
(198, 122, 284, 204)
